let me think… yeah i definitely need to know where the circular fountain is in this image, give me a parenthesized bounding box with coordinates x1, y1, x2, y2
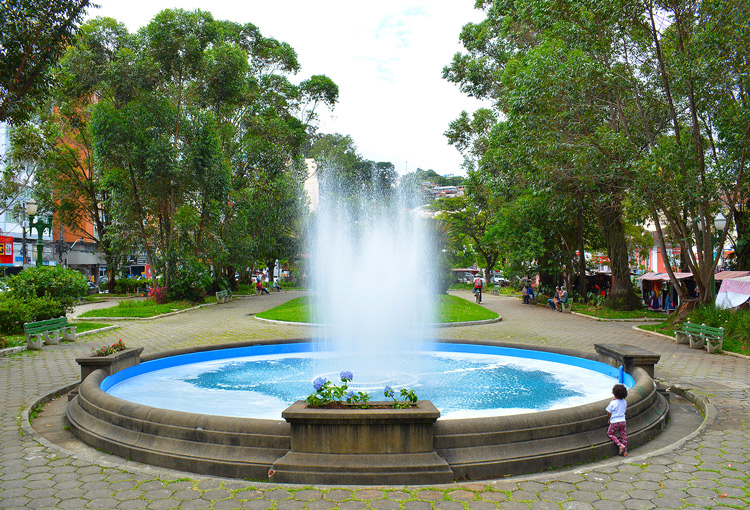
(66, 165, 668, 483)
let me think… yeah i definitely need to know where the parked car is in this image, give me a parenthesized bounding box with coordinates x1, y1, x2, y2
(491, 274, 509, 286)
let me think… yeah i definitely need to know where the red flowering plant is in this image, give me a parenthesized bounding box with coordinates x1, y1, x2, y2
(148, 286, 168, 304)
(90, 339, 127, 357)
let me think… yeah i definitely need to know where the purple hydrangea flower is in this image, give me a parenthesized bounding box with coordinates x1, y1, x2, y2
(340, 370, 353, 381)
(384, 386, 394, 398)
(346, 390, 355, 399)
(312, 377, 327, 391)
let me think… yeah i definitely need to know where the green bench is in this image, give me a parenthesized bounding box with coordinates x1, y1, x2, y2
(24, 317, 77, 350)
(216, 289, 232, 304)
(675, 322, 724, 353)
(561, 298, 573, 313)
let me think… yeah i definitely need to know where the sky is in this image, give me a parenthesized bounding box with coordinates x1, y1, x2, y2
(85, 1, 488, 176)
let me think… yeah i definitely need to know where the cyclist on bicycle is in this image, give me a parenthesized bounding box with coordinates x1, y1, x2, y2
(473, 274, 484, 303)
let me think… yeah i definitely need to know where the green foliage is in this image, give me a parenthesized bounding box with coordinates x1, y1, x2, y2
(5, 266, 87, 300)
(0, 0, 92, 123)
(167, 258, 213, 302)
(306, 371, 372, 408)
(27, 296, 69, 322)
(384, 386, 418, 409)
(0, 298, 32, 333)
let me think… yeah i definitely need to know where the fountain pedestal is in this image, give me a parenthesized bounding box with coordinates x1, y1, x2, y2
(270, 400, 453, 485)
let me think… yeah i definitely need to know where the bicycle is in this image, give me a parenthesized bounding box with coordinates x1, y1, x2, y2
(474, 287, 482, 304)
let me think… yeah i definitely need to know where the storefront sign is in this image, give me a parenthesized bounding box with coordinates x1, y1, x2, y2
(0, 236, 13, 265)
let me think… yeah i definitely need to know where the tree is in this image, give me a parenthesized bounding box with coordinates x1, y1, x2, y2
(0, 0, 91, 124)
(444, 0, 750, 308)
(85, 9, 337, 295)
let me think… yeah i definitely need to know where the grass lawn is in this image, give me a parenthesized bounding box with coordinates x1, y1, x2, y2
(570, 303, 668, 320)
(1, 322, 114, 349)
(76, 299, 206, 318)
(256, 294, 499, 323)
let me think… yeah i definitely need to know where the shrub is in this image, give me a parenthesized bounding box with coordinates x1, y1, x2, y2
(0, 298, 32, 333)
(169, 259, 212, 302)
(27, 296, 69, 322)
(114, 278, 151, 294)
(5, 266, 87, 300)
(148, 286, 168, 304)
(687, 303, 750, 347)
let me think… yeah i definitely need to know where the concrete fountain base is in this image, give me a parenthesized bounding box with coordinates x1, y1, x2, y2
(66, 340, 668, 484)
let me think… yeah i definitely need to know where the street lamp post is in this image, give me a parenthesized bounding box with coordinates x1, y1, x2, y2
(710, 212, 727, 300)
(25, 199, 53, 267)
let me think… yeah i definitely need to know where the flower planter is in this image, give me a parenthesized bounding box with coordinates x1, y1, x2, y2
(269, 400, 453, 484)
(75, 347, 144, 384)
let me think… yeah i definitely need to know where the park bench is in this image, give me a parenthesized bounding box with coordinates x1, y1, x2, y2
(24, 317, 77, 350)
(675, 322, 724, 353)
(561, 298, 573, 313)
(216, 289, 232, 304)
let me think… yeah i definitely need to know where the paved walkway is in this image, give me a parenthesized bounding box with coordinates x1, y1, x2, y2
(1, 291, 748, 509)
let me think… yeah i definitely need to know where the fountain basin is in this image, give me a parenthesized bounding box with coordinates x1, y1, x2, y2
(66, 339, 668, 483)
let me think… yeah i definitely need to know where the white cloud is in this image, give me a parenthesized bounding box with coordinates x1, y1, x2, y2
(87, 0, 488, 175)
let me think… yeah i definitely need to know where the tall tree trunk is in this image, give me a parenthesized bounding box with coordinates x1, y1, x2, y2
(576, 195, 587, 300)
(595, 198, 641, 310)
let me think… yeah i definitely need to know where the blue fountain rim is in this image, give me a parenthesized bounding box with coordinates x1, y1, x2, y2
(101, 341, 634, 392)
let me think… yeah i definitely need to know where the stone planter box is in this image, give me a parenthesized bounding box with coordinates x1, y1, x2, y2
(269, 400, 453, 485)
(75, 347, 144, 384)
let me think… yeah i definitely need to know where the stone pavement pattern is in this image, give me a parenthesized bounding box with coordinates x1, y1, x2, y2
(0, 291, 748, 509)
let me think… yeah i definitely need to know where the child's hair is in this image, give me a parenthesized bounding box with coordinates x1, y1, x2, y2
(612, 384, 628, 400)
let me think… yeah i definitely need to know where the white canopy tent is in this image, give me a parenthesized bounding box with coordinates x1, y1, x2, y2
(716, 276, 750, 309)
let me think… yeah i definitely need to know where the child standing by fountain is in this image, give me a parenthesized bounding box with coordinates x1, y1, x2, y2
(606, 384, 628, 456)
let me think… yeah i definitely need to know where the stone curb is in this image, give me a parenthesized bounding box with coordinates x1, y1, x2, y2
(253, 316, 502, 328)
(0, 325, 122, 357)
(74, 302, 218, 321)
(22, 377, 711, 489)
(571, 311, 665, 322)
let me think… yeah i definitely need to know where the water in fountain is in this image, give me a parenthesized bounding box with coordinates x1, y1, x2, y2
(309, 160, 436, 390)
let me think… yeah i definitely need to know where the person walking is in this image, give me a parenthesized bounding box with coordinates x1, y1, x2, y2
(606, 384, 628, 456)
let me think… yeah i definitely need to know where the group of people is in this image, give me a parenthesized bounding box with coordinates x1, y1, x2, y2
(547, 286, 568, 312)
(255, 276, 282, 295)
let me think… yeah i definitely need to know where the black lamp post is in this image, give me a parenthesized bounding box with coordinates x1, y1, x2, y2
(25, 199, 53, 267)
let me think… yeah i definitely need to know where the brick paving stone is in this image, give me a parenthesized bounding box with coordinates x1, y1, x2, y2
(493, 501, 528, 510)
(3, 294, 750, 510)
(291, 489, 322, 501)
(87, 497, 120, 508)
(353, 489, 383, 500)
(477, 491, 508, 502)
(621, 499, 655, 510)
(447, 489, 475, 501)
(335, 501, 368, 510)
(527, 502, 559, 510)
(241, 500, 273, 510)
(434, 501, 463, 510)
(402, 501, 432, 510)
(383, 490, 412, 500)
(305, 500, 337, 510)
(263, 489, 292, 501)
(538, 490, 568, 502)
(369, 499, 401, 510)
(415, 489, 444, 501)
(116, 498, 149, 510)
(324, 490, 353, 502)
(273, 500, 306, 510)
(557, 503, 594, 510)
(569, 491, 600, 503)
(591, 501, 625, 510)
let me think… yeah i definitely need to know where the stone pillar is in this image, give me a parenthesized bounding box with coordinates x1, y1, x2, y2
(594, 344, 660, 379)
